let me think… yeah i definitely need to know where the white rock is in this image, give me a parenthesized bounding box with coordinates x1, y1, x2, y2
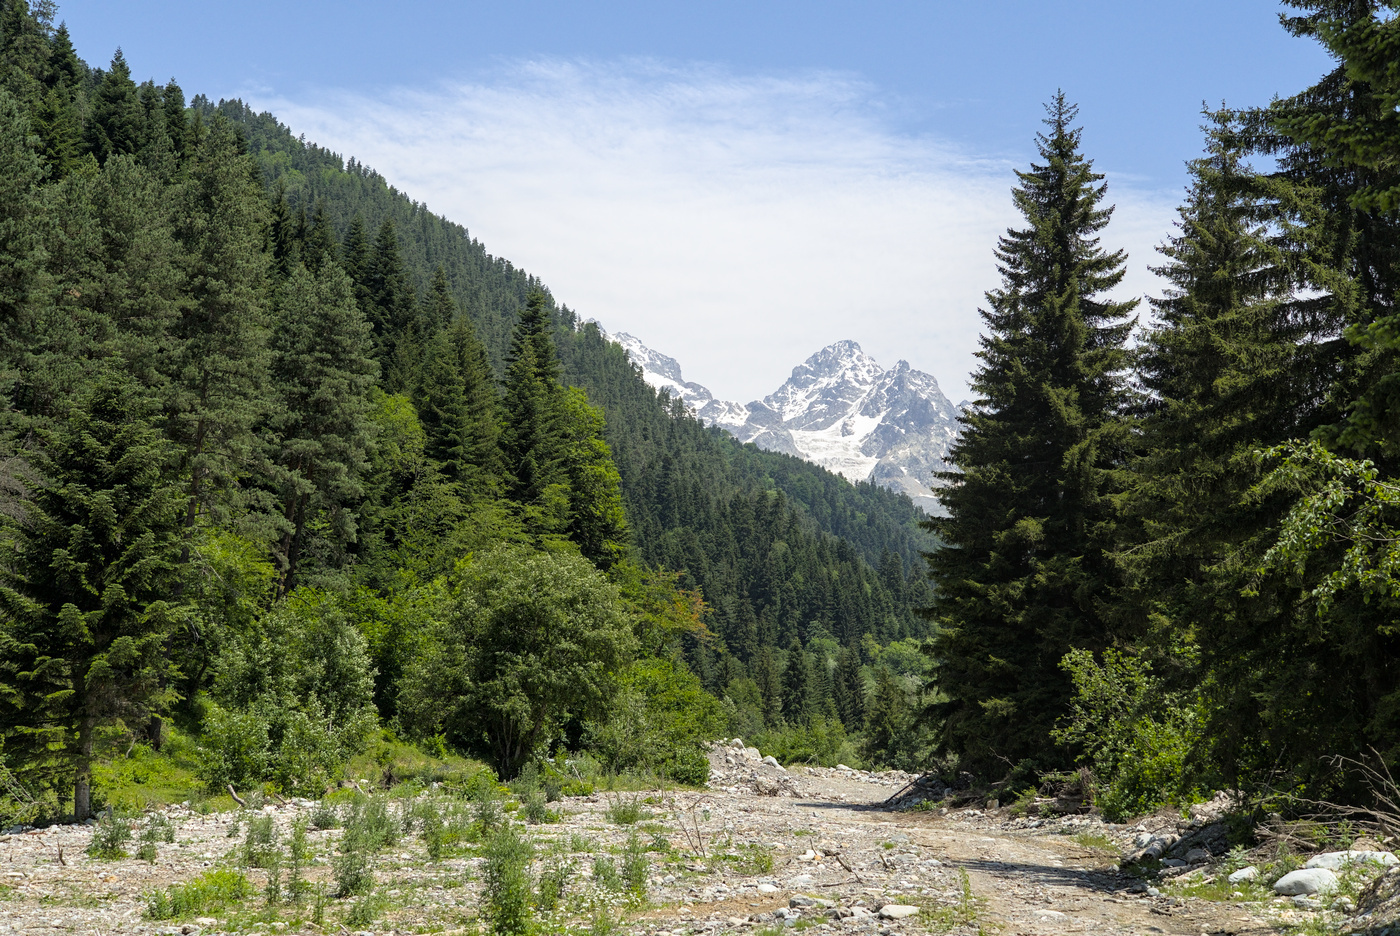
(1228, 866, 1260, 883)
(836, 764, 853, 772)
(1305, 850, 1399, 870)
(877, 904, 920, 919)
(1274, 868, 1338, 896)
(757, 883, 780, 893)
(762, 755, 784, 770)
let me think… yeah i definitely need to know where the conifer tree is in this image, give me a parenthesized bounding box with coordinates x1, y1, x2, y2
(425, 265, 456, 330)
(266, 264, 378, 595)
(166, 117, 272, 530)
(84, 49, 145, 165)
(0, 88, 41, 404)
(0, 374, 185, 819)
(1119, 114, 1350, 781)
(342, 214, 372, 310)
(368, 218, 418, 391)
(924, 94, 1136, 778)
(781, 638, 811, 725)
(833, 644, 865, 730)
(303, 200, 337, 272)
(415, 316, 501, 496)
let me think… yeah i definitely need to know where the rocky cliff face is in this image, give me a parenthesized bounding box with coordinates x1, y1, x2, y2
(605, 331, 960, 513)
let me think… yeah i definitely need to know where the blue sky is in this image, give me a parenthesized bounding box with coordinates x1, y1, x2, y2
(57, 1, 1334, 401)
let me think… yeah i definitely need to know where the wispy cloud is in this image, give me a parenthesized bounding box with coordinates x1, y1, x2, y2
(260, 60, 1179, 402)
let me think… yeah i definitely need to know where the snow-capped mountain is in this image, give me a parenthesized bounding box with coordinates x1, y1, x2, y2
(604, 330, 960, 514)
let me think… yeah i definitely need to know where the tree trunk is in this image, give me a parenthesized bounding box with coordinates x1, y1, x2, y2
(74, 716, 95, 821)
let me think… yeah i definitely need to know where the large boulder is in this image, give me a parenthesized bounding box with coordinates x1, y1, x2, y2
(1275, 868, 1339, 896)
(1306, 851, 1399, 871)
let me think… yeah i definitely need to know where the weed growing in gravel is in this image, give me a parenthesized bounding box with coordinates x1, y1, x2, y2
(342, 795, 400, 851)
(343, 892, 387, 928)
(621, 830, 649, 898)
(605, 793, 646, 825)
(715, 843, 774, 875)
(286, 819, 310, 905)
(536, 853, 575, 912)
(1069, 831, 1116, 852)
(86, 811, 132, 859)
(482, 823, 534, 936)
(570, 833, 596, 852)
(591, 855, 620, 892)
(310, 799, 339, 830)
(135, 817, 170, 863)
(333, 842, 374, 897)
(522, 789, 559, 824)
(241, 813, 279, 868)
(923, 868, 985, 933)
(144, 868, 253, 920)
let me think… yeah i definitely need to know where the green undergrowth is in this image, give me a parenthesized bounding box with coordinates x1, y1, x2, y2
(145, 869, 254, 920)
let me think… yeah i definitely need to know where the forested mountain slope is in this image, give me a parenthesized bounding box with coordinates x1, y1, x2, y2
(200, 96, 938, 656)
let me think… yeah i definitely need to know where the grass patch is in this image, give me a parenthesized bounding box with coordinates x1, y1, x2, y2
(604, 793, 649, 825)
(145, 869, 253, 920)
(714, 843, 774, 875)
(1069, 831, 1116, 852)
(92, 730, 205, 813)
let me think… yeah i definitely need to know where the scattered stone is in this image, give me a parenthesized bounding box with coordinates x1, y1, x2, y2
(1228, 866, 1259, 883)
(758, 883, 780, 894)
(1273, 868, 1338, 896)
(876, 905, 919, 920)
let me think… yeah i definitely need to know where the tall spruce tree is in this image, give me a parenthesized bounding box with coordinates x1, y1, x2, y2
(0, 374, 185, 819)
(266, 263, 378, 595)
(1121, 112, 1353, 785)
(416, 316, 502, 497)
(924, 95, 1136, 778)
(166, 117, 271, 531)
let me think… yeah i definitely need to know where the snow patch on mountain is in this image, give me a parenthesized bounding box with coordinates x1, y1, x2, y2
(600, 327, 960, 514)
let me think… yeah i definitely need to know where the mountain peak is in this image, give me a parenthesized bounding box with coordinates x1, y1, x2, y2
(601, 328, 958, 514)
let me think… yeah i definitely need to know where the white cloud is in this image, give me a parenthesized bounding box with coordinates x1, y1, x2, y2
(259, 59, 1179, 402)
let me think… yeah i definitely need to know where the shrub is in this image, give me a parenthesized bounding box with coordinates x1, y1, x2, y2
(241, 813, 279, 869)
(1052, 649, 1208, 820)
(482, 824, 534, 936)
(197, 592, 378, 794)
(86, 811, 131, 859)
(333, 844, 374, 898)
(584, 658, 722, 784)
(400, 548, 636, 779)
(145, 869, 253, 920)
(342, 796, 400, 852)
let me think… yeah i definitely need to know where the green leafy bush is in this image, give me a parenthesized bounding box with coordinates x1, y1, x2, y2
(753, 716, 859, 768)
(197, 591, 378, 795)
(1053, 649, 1208, 820)
(482, 823, 534, 936)
(86, 811, 132, 859)
(584, 658, 723, 785)
(145, 869, 253, 920)
(400, 547, 636, 779)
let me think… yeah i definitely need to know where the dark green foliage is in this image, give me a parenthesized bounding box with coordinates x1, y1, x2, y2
(265, 262, 378, 593)
(0, 374, 185, 818)
(400, 547, 636, 778)
(925, 94, 1136, 779)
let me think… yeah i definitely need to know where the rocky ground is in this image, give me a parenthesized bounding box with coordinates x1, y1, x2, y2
(0, 742, 1392, 935)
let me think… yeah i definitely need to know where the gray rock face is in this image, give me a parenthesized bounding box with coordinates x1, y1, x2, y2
(602, 330, 960, 514)
(1274, 868, 1339, 896)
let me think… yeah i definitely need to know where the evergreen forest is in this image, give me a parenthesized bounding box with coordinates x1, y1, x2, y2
(4, 0, 1400, 833)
